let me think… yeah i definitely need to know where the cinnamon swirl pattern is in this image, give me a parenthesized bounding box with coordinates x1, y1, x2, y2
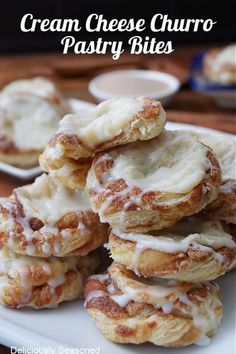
(0, 174, 108, 257)
(84, 263, 223, 347)
(0, 247, 99, 308)
(86, 130, 221, 232)
(0, 91, 234, 348)
(109, 218, 236, 282)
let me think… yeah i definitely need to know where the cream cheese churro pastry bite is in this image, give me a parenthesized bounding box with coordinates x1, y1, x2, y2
(190, 131, 236, 223)
(0, 247, 99, 309)
(203, 44, 236, 84)
(109, 217, 236, 282)
(0, 174, 108, 257)
(40, 97, 166, 188)
(86, 130, 221, 232)
(0, 76, 71, 167)
(84, 263, 223, 347)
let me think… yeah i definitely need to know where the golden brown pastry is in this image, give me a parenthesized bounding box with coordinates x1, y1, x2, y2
(39, 156, 92, 189)
(109, 218, 236, 282)
(84, 263, 223, 347)
(203, 180, 236, 223)
(227, 224, 236, 270)
(0, 247, 99, 308)
(204, 44, 236, 84)
(189, 131, 236, 223)
(39, 97, 166, 185)
(86, 130, 221, 232)
(0, 77, 71, 167)
(0, 174, 108, 257)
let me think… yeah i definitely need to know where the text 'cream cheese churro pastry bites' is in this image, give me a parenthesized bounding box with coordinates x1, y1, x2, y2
(86, 130, 221, 232)
(84, 263, 223, 347)
(39, 97, 166, 189)
(0, 77, 71, 167)
(0, 174, 109, 257)
(0, 247, 99, 308)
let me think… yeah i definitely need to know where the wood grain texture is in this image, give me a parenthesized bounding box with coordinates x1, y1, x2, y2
(0, 45, 235, 352)
(0, 345, 12, 353)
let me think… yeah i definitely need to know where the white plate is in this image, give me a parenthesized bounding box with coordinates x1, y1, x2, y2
(0, 121, 235, 353)
(0, 98, 96, 180)
(0, 269, 235, 353)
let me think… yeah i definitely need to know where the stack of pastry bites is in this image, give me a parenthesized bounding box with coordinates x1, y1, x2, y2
(0, 172, 109, 306)
(0, 96, 236, 348)
(0, 172, 108, 307)
(39, 97, 235, 347)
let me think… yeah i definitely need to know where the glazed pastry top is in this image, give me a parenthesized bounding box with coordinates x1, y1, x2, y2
(104, 131, 211, 194)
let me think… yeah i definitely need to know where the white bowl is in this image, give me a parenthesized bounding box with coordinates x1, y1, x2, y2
(89, 69, 180, 105)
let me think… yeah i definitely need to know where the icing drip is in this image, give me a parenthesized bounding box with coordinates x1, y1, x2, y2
(1, 174, 92, 255)
(102, 131, 210, 194)
(58, 97, 146, 148)
(48, 274, 66, 290)
(113, 220, 235, 271)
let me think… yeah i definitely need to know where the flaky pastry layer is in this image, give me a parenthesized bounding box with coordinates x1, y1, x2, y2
(84, 263, 222, 347)
(0, 247, 99, 308)
(86, 130, 221, 232)
(109, 218, 236, 282)
(0, 175, 108, 257)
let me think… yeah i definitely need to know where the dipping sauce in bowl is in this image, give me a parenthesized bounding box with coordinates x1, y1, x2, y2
(89, 70, 180, 104)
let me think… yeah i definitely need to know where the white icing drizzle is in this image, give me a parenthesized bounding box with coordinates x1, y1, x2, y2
(101, 131, 210, 194)
(61, 229, 72, 238)
(113, 219, 235, 270)
(1, 174, 92, 255)
(48, 274, 66, 289)
(86, 265, 221, 344)
(107, 283, 116, 295)
(161, 301, 174, 314)
(130, 243, 144, 276)
(54, 241, 60, 254)
(58, 97, 147, 148)
(0, 248, 91, 308)
(26, 244, 36, 256)
(195, 335, 211, 346)
(110, 293, 132, 307)
(179, 291, 220, 341)
(87, 131, 213, 220)
(190, 131, 236, 181)
(89, 273, 109, 281)
(15, 174, 91, 225)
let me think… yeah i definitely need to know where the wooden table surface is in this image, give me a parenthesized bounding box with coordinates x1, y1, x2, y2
(0, 45, 235, 352)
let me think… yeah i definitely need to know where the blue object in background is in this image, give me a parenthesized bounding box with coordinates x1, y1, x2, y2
(189, 52, 236, 92)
